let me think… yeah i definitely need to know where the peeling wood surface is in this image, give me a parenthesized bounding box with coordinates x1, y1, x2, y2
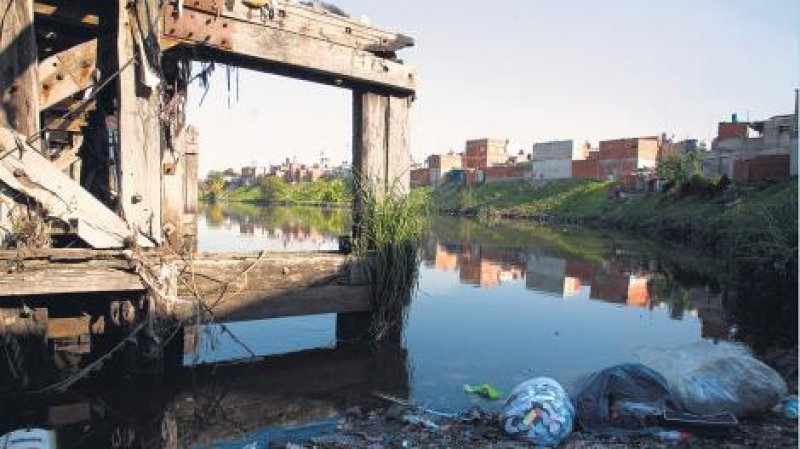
(387, 95, 411, 193)
(33, 1, 100, 29)
(0, 0, 41, 137)
(175, 252, 369, 322)
(161, 4, 416, 92)
(117, 0, 163, 244)
(0, 127, 150, 248)
(0, 250, 371, 323)
(38, 39, 97, 110)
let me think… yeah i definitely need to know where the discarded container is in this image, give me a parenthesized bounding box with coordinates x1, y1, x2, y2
(573, 363, 676, 436)
(500, 377, 574, 446)
(0, 428, 58, 449)
(636, 342, 788, 417)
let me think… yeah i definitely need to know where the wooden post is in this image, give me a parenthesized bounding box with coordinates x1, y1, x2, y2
(0, 0, 40, 138)
(117, 0, 163, 244)
(387, 95, 411, 194)
(352, 90, 412, 236)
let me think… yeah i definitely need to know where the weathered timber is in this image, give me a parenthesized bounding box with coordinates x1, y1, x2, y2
(387, 95, 411, 193)
(38, 38, 97, 110)
(161, 4, 416, 93)
(219, 1, 410, 53)
(33, 0, 100, 30)
(175, 252, 370, 322)
(0, 267, 143, 296)
(353, 91, 388, 190)
(0, 126, 152, 248)
(0, 250, 370, 323)
(353, 91, 413, 195)
(117, 0, 163, 244)
(0, 0, 40, 138)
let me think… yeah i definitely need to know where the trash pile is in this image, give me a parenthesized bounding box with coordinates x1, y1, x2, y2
(283, 342, 796, 448)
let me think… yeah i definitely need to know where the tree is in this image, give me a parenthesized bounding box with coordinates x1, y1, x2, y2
(257, 175, 289, 201)
(658, 147, 704, 188)
(203, 172, 226, 202)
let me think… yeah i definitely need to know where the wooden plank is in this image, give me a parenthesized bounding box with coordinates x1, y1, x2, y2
(118, 0, 163, 244)
(161, 5, 416, 93)
(162, 132, 186, 248)
(0, 127, 153, 248)
(174, 252, 369, 322)
(33, 1, 100, 29)
(0, 267, 143, 296)
(183, 125, 199, 215)
(202, 285, 371, 322)
(47, 316, 91, 339)
(0, 0, 40, 138)
(219, 1, 410, 53)
(386, 95, 411, 194)
(38, 39, 97, 111)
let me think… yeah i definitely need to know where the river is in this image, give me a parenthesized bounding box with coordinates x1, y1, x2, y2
(0, 204, 795, 448)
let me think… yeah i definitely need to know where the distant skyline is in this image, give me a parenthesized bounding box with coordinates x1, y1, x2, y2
(187, 0, 799, 175)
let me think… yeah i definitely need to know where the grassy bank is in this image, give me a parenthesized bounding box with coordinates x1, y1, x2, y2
(203, 177, 352, 206)
(430, 178, 798, 259)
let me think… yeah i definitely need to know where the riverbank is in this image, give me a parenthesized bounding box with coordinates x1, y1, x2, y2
(276, 403, 799, 448)
(429, 177, 798, 261)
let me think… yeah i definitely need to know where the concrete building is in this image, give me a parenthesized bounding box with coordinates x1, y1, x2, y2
(427, 153, 462, 185)
(598, 137, 660, 181)
(463, 138, 509, 169)
(704, 112, 798, 181)
(531, 140, 588, 180)
(241, 166, 258, 187)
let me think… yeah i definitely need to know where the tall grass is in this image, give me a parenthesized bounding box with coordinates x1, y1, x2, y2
(354, 181, 430, 341)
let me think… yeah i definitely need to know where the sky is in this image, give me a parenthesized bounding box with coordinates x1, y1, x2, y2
(188, 0, 800, 175)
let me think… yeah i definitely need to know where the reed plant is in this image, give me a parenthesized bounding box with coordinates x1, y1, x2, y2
(353, 178, 430, 341)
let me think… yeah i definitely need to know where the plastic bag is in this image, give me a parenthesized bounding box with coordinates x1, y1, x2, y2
(636, 342, 788, 417)
(500, 377, 574, 447)
(573, 363, 676, 436)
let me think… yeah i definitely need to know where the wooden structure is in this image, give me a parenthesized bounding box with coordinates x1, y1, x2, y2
(0, 0, 416, 380)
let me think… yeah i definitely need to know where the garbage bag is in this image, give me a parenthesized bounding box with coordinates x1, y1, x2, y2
(636, 342, 788, 417)
(500, 377, 574, 446)
(573, 363, 676, 435)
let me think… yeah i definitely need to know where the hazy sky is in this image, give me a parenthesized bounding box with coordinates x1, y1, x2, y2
(188, 0, 799, 175)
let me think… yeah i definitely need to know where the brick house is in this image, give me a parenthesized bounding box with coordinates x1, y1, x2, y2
(463, 138, 509, 169)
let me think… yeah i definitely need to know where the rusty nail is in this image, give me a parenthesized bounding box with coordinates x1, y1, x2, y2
(56, 74, 64, 81)
(13, 169, 26, 178)
(131, 194, 142, 204)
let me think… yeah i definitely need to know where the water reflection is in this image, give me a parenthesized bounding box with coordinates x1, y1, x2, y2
(200, 203, 351, 252)
(420, 217, 730, 340)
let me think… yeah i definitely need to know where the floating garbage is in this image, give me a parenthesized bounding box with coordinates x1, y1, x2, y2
(463, 383, 501, 401)
(500, 377, 574, 446)
(636, 342, 788, 417)
(775, 396, 799, 420)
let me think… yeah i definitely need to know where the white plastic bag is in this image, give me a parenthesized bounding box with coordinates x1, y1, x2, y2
(636, 342, 787, 417)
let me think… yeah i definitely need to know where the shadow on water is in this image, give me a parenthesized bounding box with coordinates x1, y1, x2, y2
(0, 341, 409, 448)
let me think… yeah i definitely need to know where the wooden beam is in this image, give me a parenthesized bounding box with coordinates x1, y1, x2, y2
(33, 1, 100, 29)
(38, 39, 97, 111)
(0, 267, 142, 296)
(0, 0, 40, 137)
(161, 4, 416, 93)
(118, 0, 163, 244)
(220, 1, 411, 53)
(0, 126, 152, 248)
(175, 252, 371, 322)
